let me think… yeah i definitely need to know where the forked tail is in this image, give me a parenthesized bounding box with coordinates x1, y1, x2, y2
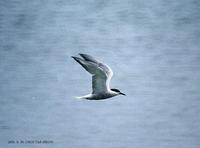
(75, 94, 92, 99)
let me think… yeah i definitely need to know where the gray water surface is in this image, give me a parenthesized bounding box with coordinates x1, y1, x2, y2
(0, 0, 200, 148)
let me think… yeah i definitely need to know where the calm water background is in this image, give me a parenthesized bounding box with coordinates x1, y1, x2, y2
(0, 0, 200, 148)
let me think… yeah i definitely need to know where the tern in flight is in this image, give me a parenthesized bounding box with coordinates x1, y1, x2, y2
(72, 53, 126, 100)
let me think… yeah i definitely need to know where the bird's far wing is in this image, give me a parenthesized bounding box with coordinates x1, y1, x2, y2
(72, 56, 106, 76)
(72, 54, 114, 94)
(79, 53, 113, 78)
(79, 53, 100, 64)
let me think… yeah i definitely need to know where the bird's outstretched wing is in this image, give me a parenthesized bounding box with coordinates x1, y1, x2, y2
(72, 53, 113, 94)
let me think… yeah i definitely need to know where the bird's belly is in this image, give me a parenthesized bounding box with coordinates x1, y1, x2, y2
(86, 93, 115, 100)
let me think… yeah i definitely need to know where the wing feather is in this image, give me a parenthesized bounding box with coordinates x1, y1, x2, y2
(72, 54, 113, 94)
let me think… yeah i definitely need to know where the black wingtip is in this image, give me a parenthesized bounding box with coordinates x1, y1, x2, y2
(72, 55, 80, 59)
(71, 56, 79, 62)
(72, 54, 85, 60)
(71, 56, 76, 59)
(71, 56, 83, 64)
(79, 53, 85, 58)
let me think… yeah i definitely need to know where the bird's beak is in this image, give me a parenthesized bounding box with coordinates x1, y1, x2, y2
(120, 92, 126, 96)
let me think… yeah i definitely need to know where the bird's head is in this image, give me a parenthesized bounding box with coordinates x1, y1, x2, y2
(111, 88, 126, 96)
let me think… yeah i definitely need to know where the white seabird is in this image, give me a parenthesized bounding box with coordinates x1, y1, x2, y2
(72, 53, 126, 100)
